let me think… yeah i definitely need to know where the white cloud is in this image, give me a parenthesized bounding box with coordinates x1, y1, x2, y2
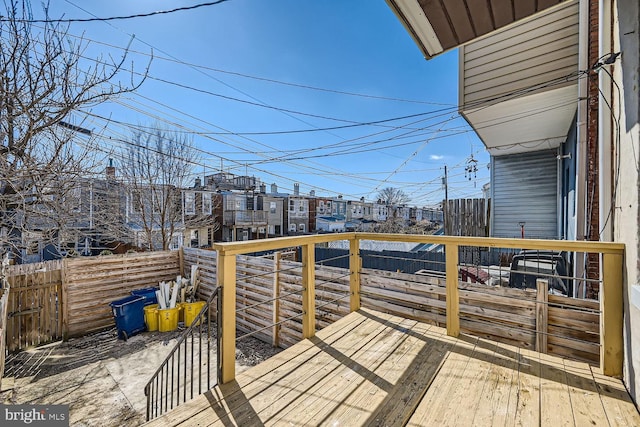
(430, 155, 444, 160)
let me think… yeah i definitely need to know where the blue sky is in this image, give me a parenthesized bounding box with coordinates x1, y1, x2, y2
(35, 0, 489, 206)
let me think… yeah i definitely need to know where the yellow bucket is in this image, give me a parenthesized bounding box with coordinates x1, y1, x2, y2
(157, 307, 179, 332)
(183, 301, 207, 327)
(177, 302, 185, 322)
(144, 304, 159, 332)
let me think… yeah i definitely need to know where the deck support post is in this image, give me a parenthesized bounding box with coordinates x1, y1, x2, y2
(302, 243, 316, 339)
(218, 251, 236, 384)
(349, 238, 361, 312)
(446, 243, 459, 337)
(601, 252, 623, 376)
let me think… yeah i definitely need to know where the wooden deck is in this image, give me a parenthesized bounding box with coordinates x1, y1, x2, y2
(145, 308, 640, 426)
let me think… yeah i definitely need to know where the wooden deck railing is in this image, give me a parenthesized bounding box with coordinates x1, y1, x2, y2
(213, 232, 625, 383)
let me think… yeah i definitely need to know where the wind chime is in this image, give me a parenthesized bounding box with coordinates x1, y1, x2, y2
(464, 153, 479, 187)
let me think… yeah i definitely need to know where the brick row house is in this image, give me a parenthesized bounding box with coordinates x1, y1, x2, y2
(9, 167, 444, 258)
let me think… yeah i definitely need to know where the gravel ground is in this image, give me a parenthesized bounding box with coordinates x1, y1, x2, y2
(3, 324, 282, 381)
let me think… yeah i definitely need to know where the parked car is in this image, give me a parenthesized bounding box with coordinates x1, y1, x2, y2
(509, 250, 571, 296)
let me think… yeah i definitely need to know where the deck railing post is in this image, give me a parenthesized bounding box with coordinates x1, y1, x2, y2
(601, 252, 623, 376)
(272, 252, 281, 347)
(349, 237, 361, 312)
(302, 243, 316, 339)
(445, 243, 460, 337)
(217, 251, 236, 384)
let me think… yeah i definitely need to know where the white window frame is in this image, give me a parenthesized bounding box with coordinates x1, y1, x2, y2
(202, 192, 212, 215)
(184, 191, 196, 215)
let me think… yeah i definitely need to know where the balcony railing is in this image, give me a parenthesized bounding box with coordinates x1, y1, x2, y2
(223, 210, 267, 226)
(144, 288, 220, 421)
(213, 232, 625, 385)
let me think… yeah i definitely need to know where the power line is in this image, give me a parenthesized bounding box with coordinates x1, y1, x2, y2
(29, 21, 454, 108)
(0, 1, 231, 23)
(62, 0, 355, 144)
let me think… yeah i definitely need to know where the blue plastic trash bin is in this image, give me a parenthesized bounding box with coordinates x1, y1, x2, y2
(131, 287, 159, 306)
(110, 295, 146, 340)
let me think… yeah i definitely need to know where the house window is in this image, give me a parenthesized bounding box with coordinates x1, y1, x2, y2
(318, 201, 325, 213)
(152, 190, 164, 214)
(130, 191, 142, 214)
(184, 192, 195, 215)
(269, 202, 276, 214)
(299, 224, 305, 232)
(289, 224, 296, 232)
(69, 186, 82, 212)
(202, 193, 212, 215)
(289, 199, 295, 212)
(298, 200, 305, 212)
(170, 234, 182, 250)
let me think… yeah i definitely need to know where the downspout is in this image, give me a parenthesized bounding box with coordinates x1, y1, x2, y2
(598, 0, 613, 243)
(575, 0, 590, 298)
(557, 146, 562, 240)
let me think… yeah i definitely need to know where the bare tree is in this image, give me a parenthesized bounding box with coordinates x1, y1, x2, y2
(119, 126, 198, 251)
(376, 187, 410, 206)
(0, 0, 148, 261)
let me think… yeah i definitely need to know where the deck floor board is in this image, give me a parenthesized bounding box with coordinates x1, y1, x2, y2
(144, 308, 640, 427)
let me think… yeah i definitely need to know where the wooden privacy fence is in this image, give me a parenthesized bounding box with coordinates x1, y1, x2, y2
(63, 252, 180, 337)
(232, 254, 351, 349)
(182, 248, 352, 349)
(444, 198, 488, 237)
(4, 261, 63, 352)
(0, 244, 609, 370)
(182, 248, 217, 301)
(360, 268, 600, 363)
(1, 251, 181, 352)
(208, 250, 600, 364)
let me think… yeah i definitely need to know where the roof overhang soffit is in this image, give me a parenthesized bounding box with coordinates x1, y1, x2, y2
(386, 0, 568, 59)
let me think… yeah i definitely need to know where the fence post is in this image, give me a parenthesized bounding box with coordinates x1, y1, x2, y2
(601, 252, 623, 376)
(178, 246, 185, 277)
(301, 243, 316, 339)
(272, 252, 281, 347)
(446, 243, 459, 337)
(61, 259, 69, 341)
(217, 251, 236, 384)
(535, 279, 549, 353)
(0, 286, 8, 391)
(349, 237, 361, 312)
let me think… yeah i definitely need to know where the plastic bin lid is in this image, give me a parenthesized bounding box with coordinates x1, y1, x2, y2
(110, 294, 145, 307)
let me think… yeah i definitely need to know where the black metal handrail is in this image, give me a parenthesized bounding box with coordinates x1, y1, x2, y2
(144, 287, 221, 421)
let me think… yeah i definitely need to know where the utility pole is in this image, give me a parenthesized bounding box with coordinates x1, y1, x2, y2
(443, 165, 449, 235)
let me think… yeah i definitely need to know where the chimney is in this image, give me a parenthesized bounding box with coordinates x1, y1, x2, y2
(105, 158, 116, 180)
(294, 183, 300, 196)
(271, 183, 278, 193)
(260, 183, 266, 193)
(310, 190, 315, 197)
(360, 196, 365, 202)
(195, 177, 202, 188)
